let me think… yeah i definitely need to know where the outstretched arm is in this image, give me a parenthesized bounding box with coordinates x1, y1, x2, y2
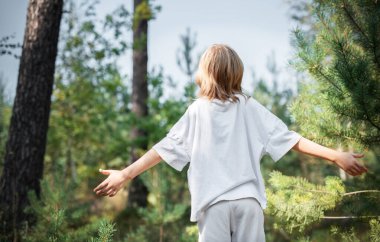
(93, 148, 162, 197)
(292, 137, 368, 176)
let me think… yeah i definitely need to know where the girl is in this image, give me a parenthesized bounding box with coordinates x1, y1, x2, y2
(93, 44, 368, 242)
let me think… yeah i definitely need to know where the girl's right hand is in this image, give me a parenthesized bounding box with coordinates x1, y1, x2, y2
(333, 152, 368, 176)
(93, 169, 130, 197)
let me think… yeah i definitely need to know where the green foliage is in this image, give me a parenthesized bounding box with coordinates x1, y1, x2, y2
(40, 1, 197, 241)
(251, 53, 305, 184)
(123, 202, 188, 241)
(293, 235, 312, 242)
(266, 169, 380, 240)
(34, 2, 131, 239)
(290, 0, 380, 149)
(120, 67, 195, 242)
(330, 226, 361, 242)
(286, 2, 380, 239)
(182, 225, 199, 242)
(22, 171, 116, 242)
(132, 0, 161, 51)
(266, 170, 345, 233)
(46, 0, 132, 185)
(289, 79, 349, 149)
(369, 218, 380, 242)
(90, 220, 117, 242)
(0, 77, 11, 171)
(132, 0, 161, 31)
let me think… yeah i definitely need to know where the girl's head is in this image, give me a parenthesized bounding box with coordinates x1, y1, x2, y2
(195, 44, 244, 102)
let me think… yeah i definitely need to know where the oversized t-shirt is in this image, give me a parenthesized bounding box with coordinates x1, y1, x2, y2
(152, 93, 302, 222)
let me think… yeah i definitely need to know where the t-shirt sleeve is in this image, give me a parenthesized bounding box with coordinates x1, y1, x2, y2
(152, 108, 191, 171)
(251, 98, 302, 162)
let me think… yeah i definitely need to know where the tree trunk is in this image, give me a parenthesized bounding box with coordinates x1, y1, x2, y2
(127, 0, 149, 208)
(0, 0, 63, 240)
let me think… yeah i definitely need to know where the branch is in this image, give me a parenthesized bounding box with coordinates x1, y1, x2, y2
(341, 1, 380, 70)
(287, 185, 380, 197)
(323, 215, 380, 219)
(335, 35, 380, 131)
(315, 67, 344, 93)
(343, 190, 380, 196)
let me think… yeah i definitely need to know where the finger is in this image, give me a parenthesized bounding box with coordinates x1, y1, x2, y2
(109, 190, 118, 197)
(350, 166, 361, 175)
(94, 179, 109, 191)
(355, 163, 367, 173)
(97, 188, 111, 197)
(347, 169, 356, 176)
(99, 169, 111, 175)
(105, 188, 116, 196)
(352, 153, 364, 158)
(96, 188, 106, 196)
(357, 162, 369, 172)
(96, 190, 107, 196)
(94, 181, 109, 192)
(346, 168, 356, 176)
(350, 163, 361, 173)
(97, 183, 114, 196)
(353, 166, 363, 175)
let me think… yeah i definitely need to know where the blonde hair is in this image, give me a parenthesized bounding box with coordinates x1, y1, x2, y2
(195, 44, 245, 103)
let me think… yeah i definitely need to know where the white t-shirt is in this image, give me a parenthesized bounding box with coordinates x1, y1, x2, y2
(152, 93, 302, 222)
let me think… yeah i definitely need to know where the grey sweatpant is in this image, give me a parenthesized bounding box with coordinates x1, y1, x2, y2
(197, 197, 266, 242)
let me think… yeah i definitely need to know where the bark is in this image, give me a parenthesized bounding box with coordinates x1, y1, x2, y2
(0, 0, 63, 241)
(127, 0, 149, 208)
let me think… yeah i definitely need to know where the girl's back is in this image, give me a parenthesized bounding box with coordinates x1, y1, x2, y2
(153, 92, 302, 222)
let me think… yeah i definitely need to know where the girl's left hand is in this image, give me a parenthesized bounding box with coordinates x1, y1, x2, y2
(93, 169, 128, 197)
(333, 152, 368, 176)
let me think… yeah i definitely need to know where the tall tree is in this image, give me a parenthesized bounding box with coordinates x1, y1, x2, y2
(127, 0, 160, 208)
(0, 0, 63, 240)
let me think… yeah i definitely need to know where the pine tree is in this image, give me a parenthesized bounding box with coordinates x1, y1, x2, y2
(276, 0, 380, 240)
(21, 169, 116, 242)
(290, 0, 380, 150)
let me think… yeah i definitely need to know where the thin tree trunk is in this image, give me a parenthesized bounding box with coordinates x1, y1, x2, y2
(0, 0, 63, 241)
(127, 0, 149, 208)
